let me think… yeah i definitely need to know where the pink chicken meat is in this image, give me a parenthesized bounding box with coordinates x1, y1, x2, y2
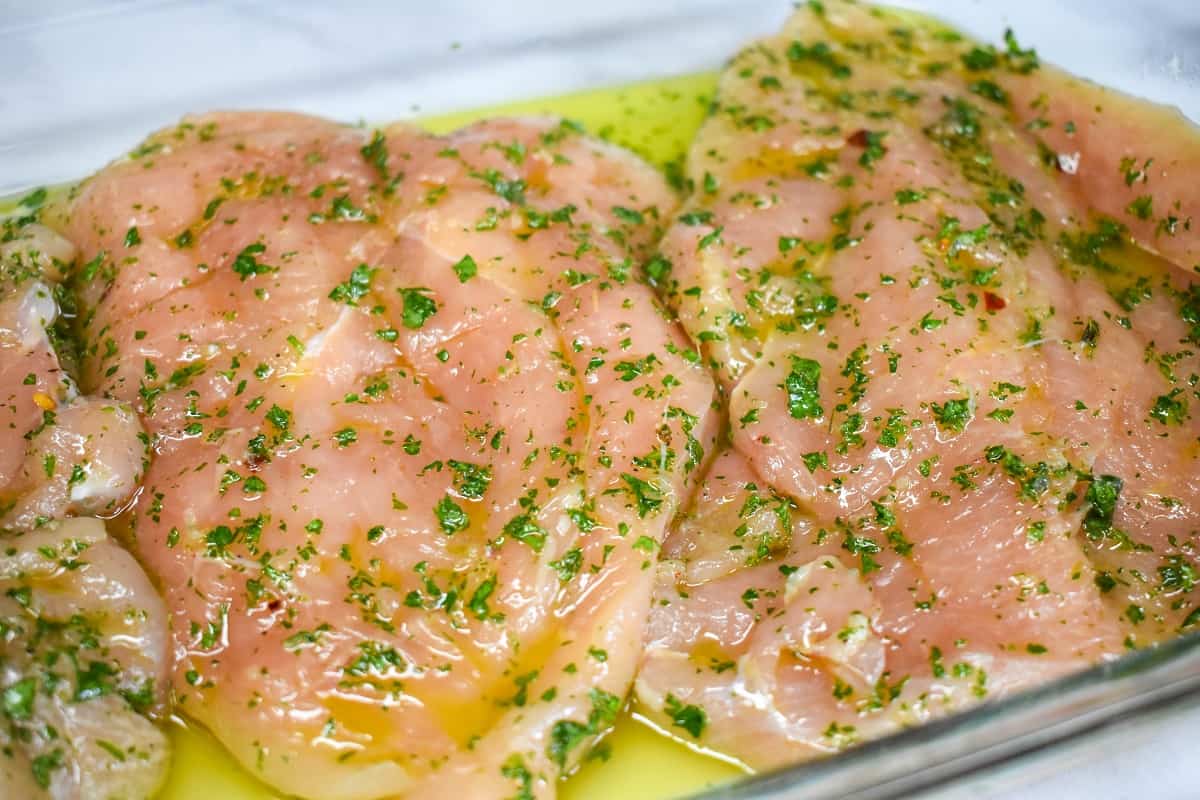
(636, 0, 1200, 768)
(1, 216, 170, 798)
(53, 112, 715, 798)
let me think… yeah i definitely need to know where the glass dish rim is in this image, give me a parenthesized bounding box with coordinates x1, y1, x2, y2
(696, 631, 1200, 799)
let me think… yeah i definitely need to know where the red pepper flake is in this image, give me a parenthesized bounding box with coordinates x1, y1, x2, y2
(984, 291, 1007, 311)
(847, 129, 870, 147)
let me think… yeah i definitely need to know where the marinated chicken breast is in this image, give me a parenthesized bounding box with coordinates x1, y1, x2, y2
(0, 519, 171, 800)
(1, 214, 169, 798)
(54, 112, 715, 799)
(637, 0, 1200, 768)
(1, 223, 146, 529)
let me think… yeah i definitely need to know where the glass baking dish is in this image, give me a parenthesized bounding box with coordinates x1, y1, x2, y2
(3, 2, 1198, 798)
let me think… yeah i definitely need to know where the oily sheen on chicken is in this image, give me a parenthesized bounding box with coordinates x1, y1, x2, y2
(54, 112, 716, 799)
(635, 0, 1200, 768)
(0, 217, 171, 799)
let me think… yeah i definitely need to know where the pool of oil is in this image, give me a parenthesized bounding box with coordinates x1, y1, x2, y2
(162, 711, 743, 800)
(147, 72, 747, 800)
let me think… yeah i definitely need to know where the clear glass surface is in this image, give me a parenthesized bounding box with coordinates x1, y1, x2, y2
(2, 3, 1198, 798)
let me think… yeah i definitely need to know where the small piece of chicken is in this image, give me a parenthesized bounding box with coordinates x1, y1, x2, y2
(0, 214, 169, 798)
(0, 518, 171, 800)
(1, 222, 146, 529)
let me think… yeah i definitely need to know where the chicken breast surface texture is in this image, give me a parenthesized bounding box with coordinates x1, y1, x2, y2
(635, 0, 1200, 768)
(1, 218, 170, 799)
(54, 112, 716, 799)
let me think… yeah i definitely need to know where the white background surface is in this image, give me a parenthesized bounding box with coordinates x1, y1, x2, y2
(1, 2, 1198, 798)
(1, 0, 1197, 194)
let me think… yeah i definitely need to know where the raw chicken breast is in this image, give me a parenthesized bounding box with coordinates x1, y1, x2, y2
(0, 518, 172, 800)
(1, 210, 170, 798)
(54, 112, 715, 798)
(1, 222, 146, 529)
(636, 0, 1200, 768)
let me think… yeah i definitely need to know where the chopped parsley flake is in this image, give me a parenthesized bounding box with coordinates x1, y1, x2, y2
(452, 254, 478, 283)
(398, 287, 438, 329)
(784, 356, 823, 420)
(664, 694, 707, 738)
(329, 263, 375, 306)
